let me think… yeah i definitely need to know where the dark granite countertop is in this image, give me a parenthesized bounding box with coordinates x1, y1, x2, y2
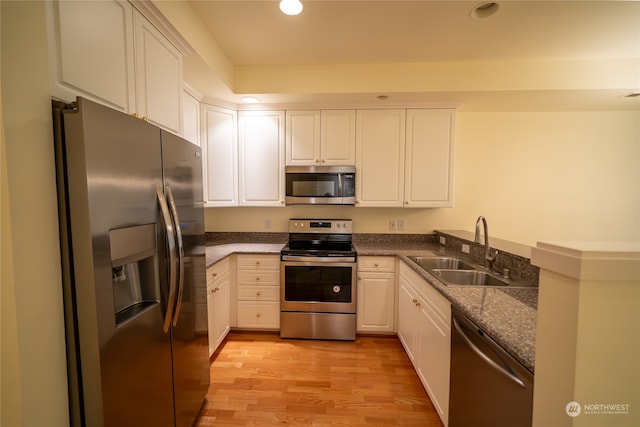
(205, 234, 537, 373)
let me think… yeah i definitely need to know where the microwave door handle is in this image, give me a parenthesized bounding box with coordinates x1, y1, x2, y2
(338, 173, 343, 198)
(165, 186, 185, 327)
(156, 186, 177, 333)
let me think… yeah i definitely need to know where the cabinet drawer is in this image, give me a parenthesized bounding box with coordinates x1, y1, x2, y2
(236, 301, 280, 328)
(207, 258, 230, 287)
(358, 256, 396, 272)
(237, 285, 280, 301)
(236, 271, 279, 286)
(236, 254, 279, 271)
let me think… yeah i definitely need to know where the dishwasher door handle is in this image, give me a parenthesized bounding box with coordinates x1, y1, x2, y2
(452, 316, 526, 388)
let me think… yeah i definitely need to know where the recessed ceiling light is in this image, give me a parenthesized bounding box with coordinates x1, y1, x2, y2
(470, 2, 500, 20)
(625, 92, 640, 98)
(376, 95, 391, 101)
(242, 96, 259, 103)
(280, 0, 303, 16)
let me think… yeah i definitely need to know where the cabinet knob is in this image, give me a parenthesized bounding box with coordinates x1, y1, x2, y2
(374, 263, 379, 267)
(256, 292, 261, 297)
(405, 201, 409, 205)
(256, 277, 260, 281)
(256, 313, 261, 319)
(132, 112, 139, 118)
(212, 272, 217, 278)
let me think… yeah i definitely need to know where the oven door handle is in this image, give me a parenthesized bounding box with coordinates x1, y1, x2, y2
(281, 255, 356, 263)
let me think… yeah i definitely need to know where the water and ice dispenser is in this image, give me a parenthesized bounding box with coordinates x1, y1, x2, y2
(109, 224, 159, 326)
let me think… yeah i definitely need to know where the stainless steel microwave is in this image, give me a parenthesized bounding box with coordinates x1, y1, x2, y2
(285, 165, 356, 205)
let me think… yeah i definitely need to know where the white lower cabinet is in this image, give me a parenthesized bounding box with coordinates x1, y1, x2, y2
(398, 262, 451, 426)
(206, 258, 231, 357)
(357, 256, 396, 333)
(235, 254, 280, 329)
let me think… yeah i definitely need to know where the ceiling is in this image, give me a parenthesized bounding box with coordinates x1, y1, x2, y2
(185, 0, 640, 110)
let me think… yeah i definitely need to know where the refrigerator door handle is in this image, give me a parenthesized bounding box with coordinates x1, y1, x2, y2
(166, 185, 185, 326)
(157, 186, 178, 333)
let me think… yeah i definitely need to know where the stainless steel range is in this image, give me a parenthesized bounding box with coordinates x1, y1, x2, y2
(280, 219, 357, 341)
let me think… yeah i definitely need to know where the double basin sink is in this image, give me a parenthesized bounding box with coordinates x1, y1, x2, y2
(408, 256, 514, 287)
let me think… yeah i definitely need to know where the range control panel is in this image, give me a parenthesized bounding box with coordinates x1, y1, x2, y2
(288, 218, 352, 234)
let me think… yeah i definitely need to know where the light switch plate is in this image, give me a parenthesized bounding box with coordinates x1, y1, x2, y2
(439, 236, 446, 245)
(462, 244, 470, 253)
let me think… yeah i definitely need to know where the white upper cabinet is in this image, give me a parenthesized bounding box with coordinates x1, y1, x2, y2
(181, 90, 200, 146)
(47, 0, 184, 135)
(133, 9, 182, 135)
(321, 110, 356, 165)
(202, 105, 238, 207)
(238, 111, 286, 207)
(355, 109, 406, 207)
(404, 109, 456, 207)
(285, 110, 320, 165)
(47, 0, 135, 113)
(286, 110, 356, 165)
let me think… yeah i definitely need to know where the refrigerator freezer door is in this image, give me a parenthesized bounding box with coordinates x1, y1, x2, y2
(160, 130, 209, 427)
(57, 98, 175, 426)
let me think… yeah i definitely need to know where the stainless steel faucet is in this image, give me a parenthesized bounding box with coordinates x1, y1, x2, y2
(474, 216, 496, 270)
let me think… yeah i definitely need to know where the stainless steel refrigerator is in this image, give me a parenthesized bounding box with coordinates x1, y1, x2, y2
(52, 97, 209, 426)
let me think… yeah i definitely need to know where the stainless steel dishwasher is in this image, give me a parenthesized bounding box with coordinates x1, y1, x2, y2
(449, 307, 534, 427)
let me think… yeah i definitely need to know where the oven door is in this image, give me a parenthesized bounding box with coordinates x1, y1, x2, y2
(280, 260, 356, 313)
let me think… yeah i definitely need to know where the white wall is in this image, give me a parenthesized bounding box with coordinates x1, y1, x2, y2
(205, 110, 640, 247)
(1, 1, 69, 425)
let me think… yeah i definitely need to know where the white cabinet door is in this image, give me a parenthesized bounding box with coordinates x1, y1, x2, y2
(238, 111, 285, 206)
(182, 90, 200, 146)
(405, 109, 456, 207)
(357, 272, 396, 333)
(321, 110, 356, 165)
(202, 105, 238, 207)
(133, 10, 182, 135)
(47, 0, 135, 112)
(355, 109, 406, 207)
(397, 275, 418, 363)
(206, 259, 231, 356)
(286, 110, 320, 165)
(212, 273, 231, 352)
(286, 110, 356, 166)
(416, 294, 451, 425)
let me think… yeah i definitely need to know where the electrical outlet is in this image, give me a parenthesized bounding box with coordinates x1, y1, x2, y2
(389, 219, 396, 231)
(264, 218, 271, 229)
(439, 236, 446, 245)
(462, 244, 470, 254)
(397, 219, 404, 231)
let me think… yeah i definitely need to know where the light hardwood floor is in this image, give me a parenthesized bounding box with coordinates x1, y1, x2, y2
(195, 332, 443, 426)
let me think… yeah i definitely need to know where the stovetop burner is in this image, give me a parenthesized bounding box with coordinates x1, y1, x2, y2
(281, 218, 356, 261)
